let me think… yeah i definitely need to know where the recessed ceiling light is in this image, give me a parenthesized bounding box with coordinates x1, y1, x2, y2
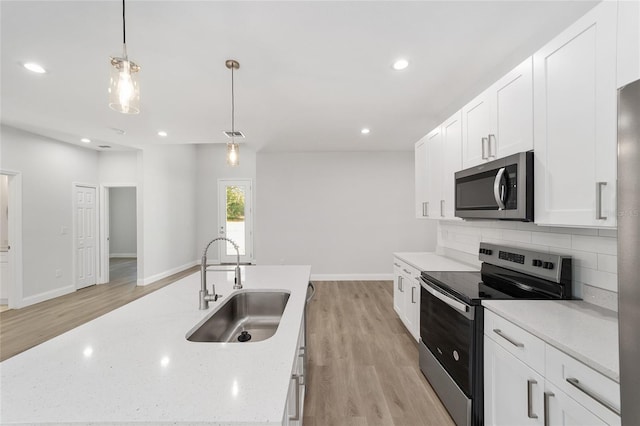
(80, 138, 91, 143)
(23, 62, 47, 74)
(157, 131, 168, 137)
(392, 59, 409, 71)
(361, 128, 370, 135)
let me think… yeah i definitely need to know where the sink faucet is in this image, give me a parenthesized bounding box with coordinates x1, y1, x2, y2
(200, 237, 243, 310)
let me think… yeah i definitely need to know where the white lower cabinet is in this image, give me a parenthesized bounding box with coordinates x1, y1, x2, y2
(284, 315, 306, 425)
(484, 310, 620, 426)
(393, 256, 420, 341)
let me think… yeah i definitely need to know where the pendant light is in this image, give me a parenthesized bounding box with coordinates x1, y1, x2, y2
(109, 0, 140, 114)
(225, 59, 241, 166)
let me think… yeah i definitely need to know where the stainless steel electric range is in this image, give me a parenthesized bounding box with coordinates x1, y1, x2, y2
(418, 242, 572, 426)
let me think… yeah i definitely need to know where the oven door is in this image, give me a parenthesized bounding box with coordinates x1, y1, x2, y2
(420, 277, 475, 397)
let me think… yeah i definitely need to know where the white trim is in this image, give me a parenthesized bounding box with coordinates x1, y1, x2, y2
(1, 170, 23, 309)
(72, 183, 99, 290)
(21, 285, 74, 308)
(310, 273, 394, 281)
(109, 253, 137, 258)
(0, 298, 7, 305)
(137, 260, 198, 286)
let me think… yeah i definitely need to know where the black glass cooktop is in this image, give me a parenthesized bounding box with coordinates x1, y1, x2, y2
(422, 263, 567, 305)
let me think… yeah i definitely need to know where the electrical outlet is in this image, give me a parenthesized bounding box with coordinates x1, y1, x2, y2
(55, 269, 62, 278)
(60, 226, 68, 235)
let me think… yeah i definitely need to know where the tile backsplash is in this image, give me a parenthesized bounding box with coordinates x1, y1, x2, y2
(437, 220, 618, 311)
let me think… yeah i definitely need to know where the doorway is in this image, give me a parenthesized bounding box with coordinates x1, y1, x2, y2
(218, 179, 253, 264)
(99, 185, 138, 285)
(107, 187, 137, 284)
(0, 170, 23, 310)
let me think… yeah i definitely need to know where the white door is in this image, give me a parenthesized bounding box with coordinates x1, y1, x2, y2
(0, 175, 9, 304)
(414, 137, 429, 218)
(74, 185, 97, 289)
(545, 383, 609, 426)
(218, 179, 253, 264)
(426, 126, 443, 218)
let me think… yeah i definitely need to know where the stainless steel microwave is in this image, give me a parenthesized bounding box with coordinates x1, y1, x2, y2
(454, 151, 533, 221)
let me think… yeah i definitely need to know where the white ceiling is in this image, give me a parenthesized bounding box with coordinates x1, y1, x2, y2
(1, 1, 598, 153)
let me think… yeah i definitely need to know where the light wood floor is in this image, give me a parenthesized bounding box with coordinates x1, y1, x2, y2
(0, 258, 198, 361)
(0, 273, 453, 425)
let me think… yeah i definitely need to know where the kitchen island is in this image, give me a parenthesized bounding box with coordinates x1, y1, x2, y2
(0, 265, 311, 425)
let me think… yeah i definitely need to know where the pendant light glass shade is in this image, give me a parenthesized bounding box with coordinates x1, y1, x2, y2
(109, 53, 140, 114)
(227, 141, 239, 166)
(109, 0, 140, 114)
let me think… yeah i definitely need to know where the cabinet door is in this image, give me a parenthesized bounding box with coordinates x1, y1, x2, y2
(393, 264, 404, 316)
(617, 0, 640, 87)
(462, 90, 492, 168)
(484, 337, 544, 426)
(533, 1, 617, 227)
(493, 57, 533, 159)
(545, 382, 610, 426)
(426, 126, 443, 218)
(441, 111, 463, 219)
(415, 137, 429, 218)
(403, 274, 420, 342)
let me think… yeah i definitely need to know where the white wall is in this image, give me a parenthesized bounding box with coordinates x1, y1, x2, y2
(0, 125, 98, 304)
(255, 151, 437, 279)
(98, 151, 138, 184)
(139, 144, 198, 284)
(109, 187, 137, 257)
(437, 221, 618, 311)
(195, 144, 257, 261)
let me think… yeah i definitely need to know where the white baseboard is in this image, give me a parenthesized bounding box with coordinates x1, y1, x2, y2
(137, 260, 198, 286)
(110, 253, 137, 258)
(0, 298, 7, 305)
(310, 273, 393, 281)
(21, 285, 75, 308)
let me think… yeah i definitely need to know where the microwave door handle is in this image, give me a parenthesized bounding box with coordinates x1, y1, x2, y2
(493, 167, 506, 210)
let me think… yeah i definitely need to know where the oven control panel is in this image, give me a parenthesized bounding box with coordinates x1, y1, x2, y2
(478, 242, 571, 284)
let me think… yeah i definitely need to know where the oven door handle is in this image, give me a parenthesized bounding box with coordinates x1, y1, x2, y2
(421, 279, 469, 314)
(493, 167, 507, 210)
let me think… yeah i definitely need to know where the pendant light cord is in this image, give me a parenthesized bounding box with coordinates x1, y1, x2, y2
(231, 65, 235, 133)
(122, 0, 126, 45)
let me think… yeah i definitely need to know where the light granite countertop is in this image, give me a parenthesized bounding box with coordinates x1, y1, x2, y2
(394, 252, 479, 272)
(483, 300, 619, 382)
(0, 265, 311, 425)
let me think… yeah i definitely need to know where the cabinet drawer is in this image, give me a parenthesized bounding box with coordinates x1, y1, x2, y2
(545, 345, 620, 425)
(484, 310, 545, 374)
(394, 258, 420, 279)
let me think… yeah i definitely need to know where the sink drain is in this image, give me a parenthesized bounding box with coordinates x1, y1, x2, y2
(238, 331, 252, 342)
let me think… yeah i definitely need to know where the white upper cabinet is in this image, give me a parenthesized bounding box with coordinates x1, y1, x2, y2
(617, 0, 640, 87)
(533, 1, 618, 228)
(415, 136, 429, 218)
(440, 111, 463, 219)
(425, 126, 443, 218)
(462, 57, 534, 168)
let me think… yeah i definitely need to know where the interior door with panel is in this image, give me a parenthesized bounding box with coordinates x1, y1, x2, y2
(533, 1, 617, 227)
(74, 185, 97, 289)
(218, 179, 253, 264)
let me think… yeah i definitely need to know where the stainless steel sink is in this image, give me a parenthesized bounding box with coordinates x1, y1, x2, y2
(186, 290, 290, 343)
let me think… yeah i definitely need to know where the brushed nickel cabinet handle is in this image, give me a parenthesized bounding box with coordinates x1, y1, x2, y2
(493, 329, 525, 348)
(481, 137, 489, 160)
(289, 374, 301, 421)
(440, 200, 445, 217)
(596, 182, 607, 220)
(411, 286, 416, 303)
(488, 134, 496, 158)
(544, 391, 554, 426)
(527, 379, 538, 419)
(566, 377, 620, 415)
(399, 276, 403, 292)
